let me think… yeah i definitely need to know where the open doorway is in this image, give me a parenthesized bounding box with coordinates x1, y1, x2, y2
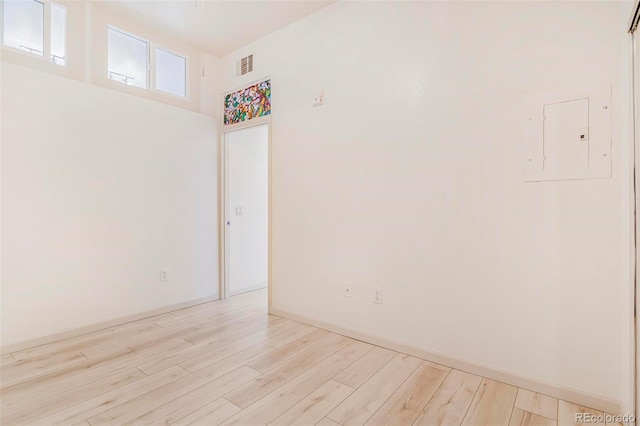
(223, 122, 270, 298)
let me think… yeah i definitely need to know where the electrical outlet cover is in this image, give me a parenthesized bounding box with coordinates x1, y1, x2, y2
(373, 287, 382, 304)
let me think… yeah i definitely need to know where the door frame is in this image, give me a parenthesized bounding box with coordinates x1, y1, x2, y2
(218, 105, 272, 305)
(630, 0, 639, 418)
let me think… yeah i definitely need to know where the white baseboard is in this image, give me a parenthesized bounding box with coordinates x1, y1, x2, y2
(1, 295, 219, 355)
(269, 307, 624, 416)
(229, 282, 267, 297)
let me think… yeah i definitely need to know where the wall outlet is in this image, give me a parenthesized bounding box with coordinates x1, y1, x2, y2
(343, 286, 352, 298)
(373, 287, 382, 304)
(160, 269, 169, 282)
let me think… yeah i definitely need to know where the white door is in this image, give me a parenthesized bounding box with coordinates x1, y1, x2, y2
(225, 123, 269, 296)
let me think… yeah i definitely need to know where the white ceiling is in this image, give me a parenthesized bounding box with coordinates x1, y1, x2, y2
(101, 1, 334, 57)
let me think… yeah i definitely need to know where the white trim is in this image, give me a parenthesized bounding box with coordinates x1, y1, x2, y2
(106, 26, 190, 100)
(224, 129, 230, 299)
(218, 76, 273, 306)
(269, 306, 625, 416)
(0, 0, 56, 62)
(220, 118, 271, 307)
(0, 295, 219, 355)
(50, 1, 67, 67)
(0, 0, 4, 47)
(106, 25, 150, 90)
(229, 282, 268, 297)
(632, 26, 640, 422)
(42, 0, 50, 63)
(630, 0, 640, 33)
(106, 24, 147, 45)
(152, 44, 189, 100)
(222, 115, 271, 132)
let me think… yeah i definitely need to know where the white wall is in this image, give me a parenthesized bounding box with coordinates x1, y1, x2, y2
(200, 52, 223, 120)
(220, 1, 633, 409)
(1, 62, 219, 347)
(227, 124, 269, 295)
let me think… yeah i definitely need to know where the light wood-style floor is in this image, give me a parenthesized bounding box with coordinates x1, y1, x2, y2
(0, 289, 620, 426)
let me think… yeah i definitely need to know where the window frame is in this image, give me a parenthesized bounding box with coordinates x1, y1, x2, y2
(106, 25, 189, 100)
(151, 44, 189, 100)
(0, 0, 67, 67)
(49, 1, 67, 66)
(106, 25, 150, 90)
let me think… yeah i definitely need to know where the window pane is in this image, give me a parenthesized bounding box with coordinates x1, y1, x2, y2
(107, 27, 148, 89)
(50, 3, 66, 66)
(3, 0, 44, 56)
(155, 48, 186, 97)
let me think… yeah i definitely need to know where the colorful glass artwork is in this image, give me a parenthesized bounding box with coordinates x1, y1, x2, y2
(224, 80, 271, 125)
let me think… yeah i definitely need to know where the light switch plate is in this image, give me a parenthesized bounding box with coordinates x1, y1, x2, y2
(312, 91, 324, 107)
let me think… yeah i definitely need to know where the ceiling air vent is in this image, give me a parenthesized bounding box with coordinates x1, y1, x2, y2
(237, 54, 254, 76)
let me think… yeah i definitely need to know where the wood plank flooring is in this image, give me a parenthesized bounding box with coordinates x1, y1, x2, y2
(0, 289, 618, 425)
